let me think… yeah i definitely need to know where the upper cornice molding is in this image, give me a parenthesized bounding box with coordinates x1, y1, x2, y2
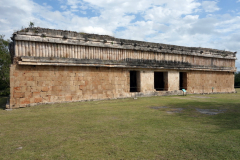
(12, 27, 237, 60)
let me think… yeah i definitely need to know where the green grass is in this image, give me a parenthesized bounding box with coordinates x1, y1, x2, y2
(0, 89, 240, 159)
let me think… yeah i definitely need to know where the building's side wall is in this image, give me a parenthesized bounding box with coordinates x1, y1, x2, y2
(187, 71, 235, 93)
(10, 65, 131, 108)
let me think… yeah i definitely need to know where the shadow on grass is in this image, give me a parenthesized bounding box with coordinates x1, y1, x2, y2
(166, 100, 240, 131)
(210, 111, 240, 131)
(0, 96, 7, 110)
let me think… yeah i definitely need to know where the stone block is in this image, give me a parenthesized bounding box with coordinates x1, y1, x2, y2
(42, 96, 51, 103)
(21, 86, 28, 92)
(26, 81, 36, 87)
(79, 85, 85, 90)
(33, 92, 41, 98)
(34, 97, 42, 103)
(24, 72, 33, 77)
(10, 99, 15, 106)
(50, 96, 58, 102)
(11, 105, 20, 109)
(76, 90, 83, 96)
(37, 81, 44, 86)
(13, 72, 19, 77)
(65, 95, 72, 101)
(58, 91, 65, 96)
(41, 92, 47, 97)
(14, 92, 25, 98)
(25, 76, 35, 81)
(52, 86, 62, 91)
(78, 77, 83, 81)
(19, 81, 27, 86)
(68, 81, 74, 86)
(20, 98, 30, 105)
(14, 87, 22, 92)
(41, 86, 49, 92)
(45, 81, 53, 86)
(54, 81, 63, 86)
(60, 86, 68, 92)
(92, 94, 97, 99)
(29, 86, 37, 92)
(70, 85, 76, 91)
(39, 72, 50, 77)
(32, 72, 39, 77)
(25, 92, 33, 99)
(36, 77, 45, 81)
(46, 91, 52, 96)
(71, 95, 79, 101)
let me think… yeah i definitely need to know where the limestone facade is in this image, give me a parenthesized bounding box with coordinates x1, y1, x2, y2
(7, 27, 237, 108)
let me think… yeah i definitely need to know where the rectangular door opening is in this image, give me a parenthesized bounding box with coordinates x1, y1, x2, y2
(154, 72, 165, 91)
(130, 71, 140, 92)
(179, 72, 187, 90)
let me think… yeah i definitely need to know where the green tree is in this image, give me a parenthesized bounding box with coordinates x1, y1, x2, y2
(235, 71, 240, 88)
(29, 21, 34, 28)
(0, 35, 11, 96)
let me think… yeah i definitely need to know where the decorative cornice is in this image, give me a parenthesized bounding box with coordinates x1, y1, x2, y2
(18, 56, 237, 72)
(12, 27, 237, 60)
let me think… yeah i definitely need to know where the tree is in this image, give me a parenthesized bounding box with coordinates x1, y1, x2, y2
(29, 21, 34, 28)
(0, 35, 11, 96)
(235, 72, 240, 88)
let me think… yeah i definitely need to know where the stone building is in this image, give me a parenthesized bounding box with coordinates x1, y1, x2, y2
(7, 27, 237, 109)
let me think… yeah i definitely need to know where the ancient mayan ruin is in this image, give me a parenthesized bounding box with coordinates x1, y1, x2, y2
(7, 27, 237, 109)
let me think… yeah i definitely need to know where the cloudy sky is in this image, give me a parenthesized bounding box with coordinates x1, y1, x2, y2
(0, 0, 239, 70)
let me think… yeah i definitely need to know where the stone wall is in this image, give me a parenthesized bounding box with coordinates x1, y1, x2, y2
(167, 71, 180, 91)
(140, 71, 155, 92)
(139, 71, 180, 92)
(9, 65, 130, 108)
(187, 71, 235, 93)
(8, 64, 236, 108)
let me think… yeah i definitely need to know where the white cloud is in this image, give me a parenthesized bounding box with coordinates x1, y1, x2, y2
(0, 0, 239, 70)
(60, 5, 67, 10)
(202, 1, 220, 12)
(81, 26, 113, 35)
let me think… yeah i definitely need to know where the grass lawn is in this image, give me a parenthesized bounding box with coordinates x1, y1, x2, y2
(0, 89, 240, 159)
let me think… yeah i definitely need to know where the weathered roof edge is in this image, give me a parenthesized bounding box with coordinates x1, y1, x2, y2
(12, 27, 237, 59)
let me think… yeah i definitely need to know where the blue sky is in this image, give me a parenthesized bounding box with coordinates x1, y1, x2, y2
(0, 0, 240, 70)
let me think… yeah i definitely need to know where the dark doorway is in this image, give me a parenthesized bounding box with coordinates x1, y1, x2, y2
(130, 71, 140, 92)
(179, 72, 187, 90)
(154, 72, 165, 91)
